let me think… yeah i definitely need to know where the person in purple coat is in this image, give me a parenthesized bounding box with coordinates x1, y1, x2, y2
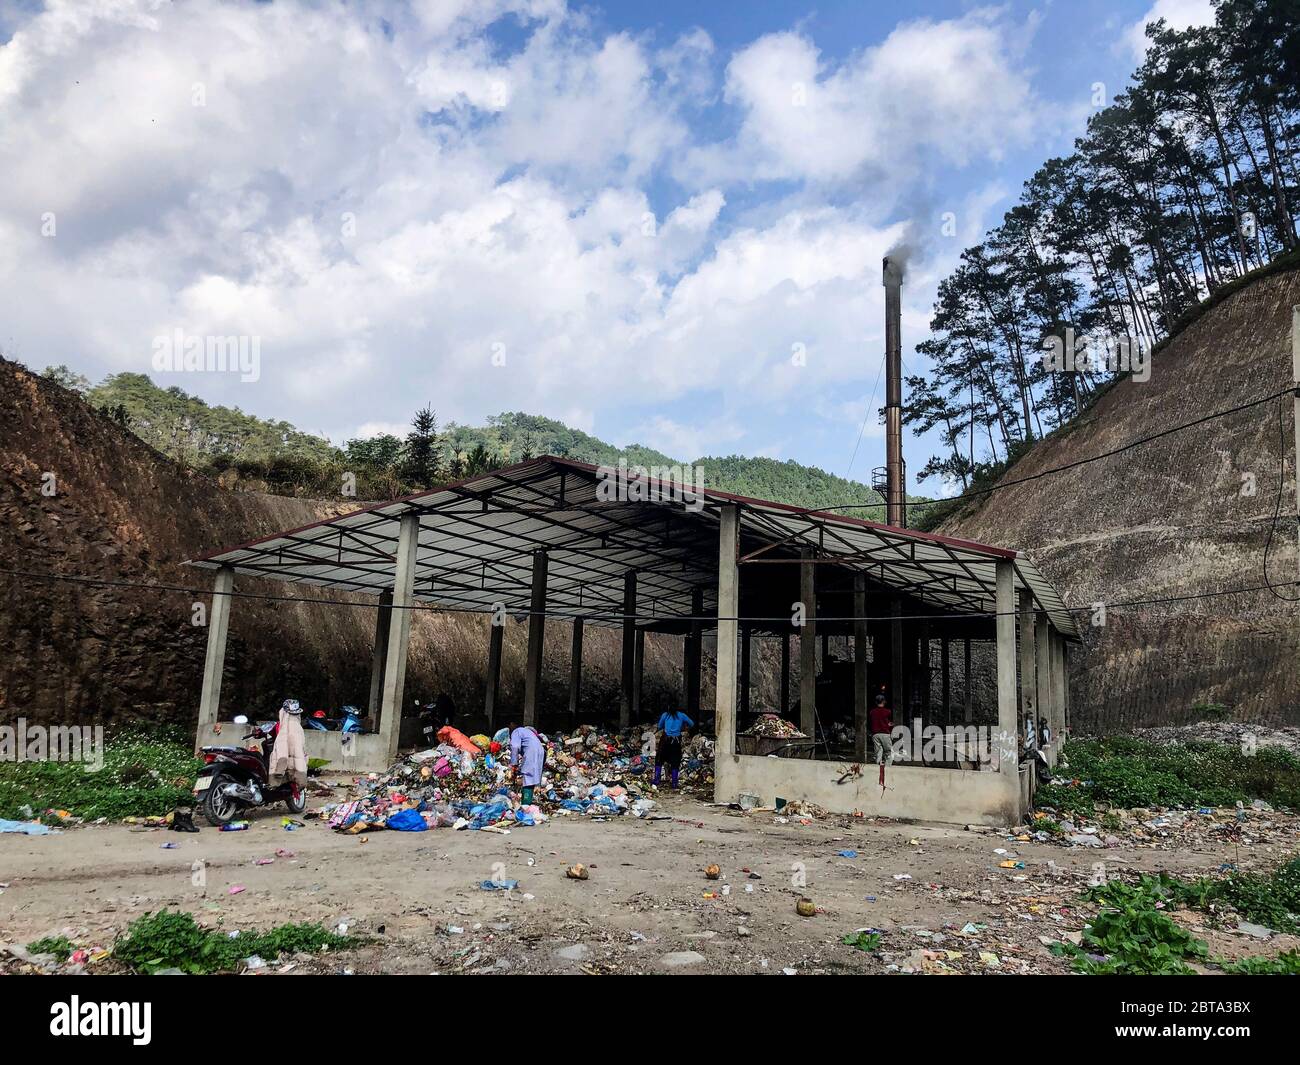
(507, 723, 546, 806)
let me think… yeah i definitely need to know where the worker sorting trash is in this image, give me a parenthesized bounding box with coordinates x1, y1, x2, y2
(504, 723, 545, 806)
(654, 706, 694, 789)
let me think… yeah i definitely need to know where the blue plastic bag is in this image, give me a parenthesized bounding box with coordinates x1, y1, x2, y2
(386, 808, 428, 831)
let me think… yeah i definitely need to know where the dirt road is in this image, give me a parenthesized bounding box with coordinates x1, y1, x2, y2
(2, 790, 1295, 974)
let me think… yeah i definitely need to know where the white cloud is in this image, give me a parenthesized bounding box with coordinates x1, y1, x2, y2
(626, 415, 746, 461)
(0, 0, 1055, 475)
(353, 420, 411, 440)
(1122, 0, 1216, 60)
(685, 9, 1042, 188)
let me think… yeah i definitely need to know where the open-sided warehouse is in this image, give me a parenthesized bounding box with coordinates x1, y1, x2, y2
(188, 455, 1078, 826)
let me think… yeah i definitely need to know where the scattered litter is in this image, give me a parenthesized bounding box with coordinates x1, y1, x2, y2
(0, 819, 58, 835)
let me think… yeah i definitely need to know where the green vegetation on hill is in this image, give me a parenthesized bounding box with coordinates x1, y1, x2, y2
(39, 364, 886, 513)
(444, 411, 677, 470)
(81, 371, 337, 465)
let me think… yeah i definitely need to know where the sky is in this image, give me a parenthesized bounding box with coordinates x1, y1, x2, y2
(0, 0, 1217, 497)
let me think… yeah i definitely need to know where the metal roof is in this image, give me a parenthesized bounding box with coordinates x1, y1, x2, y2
(187, 455, 1078, 639)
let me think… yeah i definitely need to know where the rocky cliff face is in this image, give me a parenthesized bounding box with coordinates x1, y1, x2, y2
(0, 359, 678, 729)
(940, 268, 1300, 730)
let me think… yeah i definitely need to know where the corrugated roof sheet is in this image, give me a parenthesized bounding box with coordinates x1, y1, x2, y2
(187, 455, 1078, 638)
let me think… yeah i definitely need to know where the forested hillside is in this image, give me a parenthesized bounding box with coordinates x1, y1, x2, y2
(40, 369, 887, 516)
(907, 0, 1299, 504)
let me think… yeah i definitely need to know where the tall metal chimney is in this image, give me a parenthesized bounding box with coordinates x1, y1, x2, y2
(882, 256, 905, 527)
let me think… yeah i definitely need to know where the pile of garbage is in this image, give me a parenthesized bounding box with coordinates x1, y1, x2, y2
(741, 715, 806, 740)
(1133, 721, 1300, 757)
(318, 723, 715, 834)
(1023, 799, 1300, 851)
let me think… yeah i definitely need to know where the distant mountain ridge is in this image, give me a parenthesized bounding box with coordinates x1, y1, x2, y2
(53, 370, 888, 515)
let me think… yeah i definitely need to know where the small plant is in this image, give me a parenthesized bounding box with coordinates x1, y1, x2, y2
(842, 930, 882, 952)
(1053, 876, 1207, 975)
(1217, 950, 1300, 975)
(112, 909, 358, 974)
(1208, 856, 1300, 934)
(27, 935, 75, 961)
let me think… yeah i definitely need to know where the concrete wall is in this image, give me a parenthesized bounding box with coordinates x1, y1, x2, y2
(715, 753, 1022, 828)
(196, 722, 391, 773)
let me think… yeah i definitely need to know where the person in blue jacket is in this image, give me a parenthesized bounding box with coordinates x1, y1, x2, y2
(654, 707, 694, 789)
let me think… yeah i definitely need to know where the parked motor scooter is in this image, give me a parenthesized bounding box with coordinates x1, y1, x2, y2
(194, 714, 307, 825)
(415, 700, 437, 747)
(304, 706, 364, 732)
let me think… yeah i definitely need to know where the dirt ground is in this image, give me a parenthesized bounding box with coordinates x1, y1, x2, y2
(2, 785, 1297, 975)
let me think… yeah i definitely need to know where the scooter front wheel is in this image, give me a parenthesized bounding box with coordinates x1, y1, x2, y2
(200, 773, 241, 826)
(285, 788, 307, 815)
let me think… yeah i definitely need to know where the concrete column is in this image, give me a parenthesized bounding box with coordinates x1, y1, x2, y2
(740, 624, 751, 716)
(890, 597, 905, 715)
(195, 565, 234, 751)
(567, 618, 583, 719)
(963, 637, 974, 722)
(1055, 631, 1066, 743)
(918, 621, 931, 728)
(941, 636, 950, 726)
(685, 587, 703, 717)
(523, 549, 548, 726)
(1018, 588, 1036, 738)
(715, 505, 740, 759)
(378, 512, 420, 763)
(1062, 642, 1072, 732)
(1035, 614, 1052, 754)
(799, 549, 817, 737)
(995, 560, 1018, 786)
(632, 628, 645, 721)
(485, 617, 504, 730)
(853, 572, 868, 762)
(368, 589, 393, 720)
(619, 571, 637, 728)
(779, 632, 790, 717)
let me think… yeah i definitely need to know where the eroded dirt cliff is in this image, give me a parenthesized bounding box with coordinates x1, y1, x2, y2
(0, 359, 676, 728)
(941, 268, 1300, 729)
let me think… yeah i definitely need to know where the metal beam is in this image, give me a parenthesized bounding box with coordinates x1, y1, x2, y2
(523, 549, 548, 725)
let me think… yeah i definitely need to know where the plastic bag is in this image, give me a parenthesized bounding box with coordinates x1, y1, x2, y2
(386, 808, 428, 832)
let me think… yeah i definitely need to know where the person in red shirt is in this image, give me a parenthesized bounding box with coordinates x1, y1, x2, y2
(869, 694, 894, 765)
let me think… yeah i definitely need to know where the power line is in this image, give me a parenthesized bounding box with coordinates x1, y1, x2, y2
(806, 385, 1295, 516)
(844, 350, 886, 483)
(1263, 393, 1300, 601)
(0, 562, 1295, 625)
